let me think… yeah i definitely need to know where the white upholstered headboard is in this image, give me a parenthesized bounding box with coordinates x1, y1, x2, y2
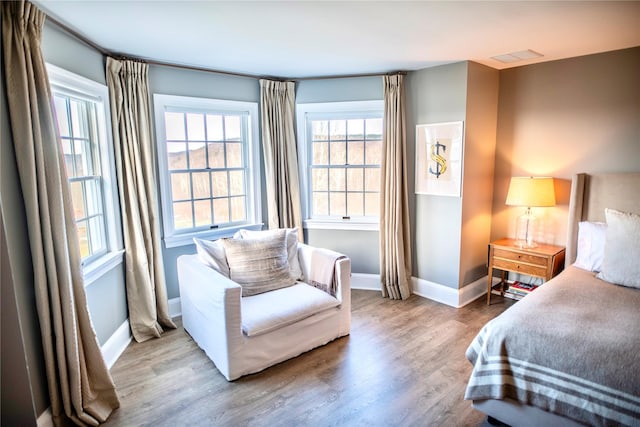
(566, 172, 640, 267)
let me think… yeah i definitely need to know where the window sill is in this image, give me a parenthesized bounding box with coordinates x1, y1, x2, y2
(304, 219, 379, 231)
(83, 250, 125, 287)
(163, 223, 264, 248)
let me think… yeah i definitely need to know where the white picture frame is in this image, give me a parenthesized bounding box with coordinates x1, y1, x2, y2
(415, 121, 464, 197)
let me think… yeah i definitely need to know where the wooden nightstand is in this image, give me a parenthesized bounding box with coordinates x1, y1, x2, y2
(487, 238, 565, 305)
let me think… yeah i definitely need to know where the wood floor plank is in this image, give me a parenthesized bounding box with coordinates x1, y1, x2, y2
(105, 290, 513, 426)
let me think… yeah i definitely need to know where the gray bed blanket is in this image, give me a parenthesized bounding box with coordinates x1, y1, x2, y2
(465, 266, 640, 426)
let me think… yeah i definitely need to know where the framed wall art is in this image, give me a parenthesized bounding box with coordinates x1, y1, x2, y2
(415, 121, 464, 197)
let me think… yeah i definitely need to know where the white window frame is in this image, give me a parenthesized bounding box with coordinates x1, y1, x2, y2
(296, 100, 384, 231)
(154, 94, 262, 248)
(47, 64, 124, 286)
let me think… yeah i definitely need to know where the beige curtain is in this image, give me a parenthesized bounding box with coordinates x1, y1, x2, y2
(259, 79, 303, 236)
(106, 57, 175, 342)
(1, 2, 119, 425)
(380, 74, 412, 300)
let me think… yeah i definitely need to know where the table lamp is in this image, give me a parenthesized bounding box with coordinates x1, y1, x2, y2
(505, 176, 556, 248)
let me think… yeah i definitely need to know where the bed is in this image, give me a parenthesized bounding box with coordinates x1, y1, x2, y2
(465, 173, 640, 427)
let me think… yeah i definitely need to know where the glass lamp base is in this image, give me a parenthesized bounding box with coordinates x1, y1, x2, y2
(515, 208, 537, 249)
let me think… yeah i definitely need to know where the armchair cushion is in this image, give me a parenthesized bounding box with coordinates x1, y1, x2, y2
(241, 283, 340, 336)
(223, 229, 295, 296)
(234, 227, 303, 280)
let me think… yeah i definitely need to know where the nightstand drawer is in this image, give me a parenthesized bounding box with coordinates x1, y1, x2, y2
(493, 248, 547, 266)
(493, 258, 548, 277)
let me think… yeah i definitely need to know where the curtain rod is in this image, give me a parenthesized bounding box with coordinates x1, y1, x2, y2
(45, 13, 406, 82)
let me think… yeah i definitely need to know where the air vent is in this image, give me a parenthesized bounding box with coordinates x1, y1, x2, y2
(491, 49, 543, 64)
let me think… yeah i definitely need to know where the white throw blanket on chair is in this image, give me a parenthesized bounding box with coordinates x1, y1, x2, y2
(308, 248, 346, 298)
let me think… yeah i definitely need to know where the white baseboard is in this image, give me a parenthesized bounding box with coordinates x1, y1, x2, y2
(168, 297, 181, 318)
(37, 407, 53, 427)
(101, 319, 131, 369)
(351, 273, 381, 291)
(411, 275, 498, 308)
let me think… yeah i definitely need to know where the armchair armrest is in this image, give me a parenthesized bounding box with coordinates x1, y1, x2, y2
(297, 243, 351, 307)
(177, 255, 243, 375)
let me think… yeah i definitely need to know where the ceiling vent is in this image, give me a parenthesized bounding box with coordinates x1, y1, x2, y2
(491, 49, 544, 64)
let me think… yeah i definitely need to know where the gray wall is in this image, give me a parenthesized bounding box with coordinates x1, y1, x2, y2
(406, 62, 468, 288)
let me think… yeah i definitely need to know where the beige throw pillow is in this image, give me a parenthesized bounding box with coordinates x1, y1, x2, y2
(234, 227, 303, 280)
(223, 229, 295, 296)
(596, 208, 640, 289)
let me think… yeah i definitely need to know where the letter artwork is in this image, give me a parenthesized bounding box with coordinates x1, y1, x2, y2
(429, 140, 447, 179)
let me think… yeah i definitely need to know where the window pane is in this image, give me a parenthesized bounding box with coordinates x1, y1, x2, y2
(70, 99, 88, 138)
(229, 170, 244, 196)
(207, 142, 225, 168)
(347, 119, 364, 140)
(186, 113, 205, 141)
(89, 216, 106, 254)
(188, 142, 206, 169)
(213, 198, 229, 224)
(311, 120, 329, 141)
(77, 220, 90, 258)
(329, 141, 346, 165)
(312, 142, 328, 165)
(206, 114, 223, 141)
(365, 168, 380, 192)
(365, 193, 379, 217)
(347, 141, 364, 165)
(230, 196, 246, 222)
(226, 143, 242, 168)
(347, 168, 363, 191)
(311, 168, 328, 191)
(312, 192, 328, 216)
(167, 142, 187, 170)
(192, 172, 210, 199)
(85, 179, 102, 216)
(346, 192, 364, 216)
(171, 173, 191, 200)
(173, 201, 193, 229)
(225, 116, 241, 141)
(365, 140, 382, 165)
(54, 96, 70, 137)
(194, 199, 212, 227)
(330, 120, 346, 140)
(329, 168, 345, 191)
(329, 193, 345, 216)
(70, 181, 85, 219)
(366, 118, 383, 139)
(165, 112, 185, 140)
(212, 171, 228, 197)
(73, 139, 87, 176)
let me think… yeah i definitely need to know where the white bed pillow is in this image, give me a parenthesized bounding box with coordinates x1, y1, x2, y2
(596, 208, 640, 289)
(234, 227, 303, 281)
(574, 221, 607, 272)
(193, 237, 230, 277)
(223, 229, 296, 296)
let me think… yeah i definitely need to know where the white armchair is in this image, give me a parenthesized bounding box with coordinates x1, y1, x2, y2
(177, 242, 351, 381)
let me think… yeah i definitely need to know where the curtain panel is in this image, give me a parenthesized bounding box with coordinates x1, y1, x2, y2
(105, 57, 175, 342)
(259, 79, 303, 236)
(1, 1, 119, 424)
(380, 74, 412, 300)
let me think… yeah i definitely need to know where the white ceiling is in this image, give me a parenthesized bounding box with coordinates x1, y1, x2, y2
(35, 1, 640, 79)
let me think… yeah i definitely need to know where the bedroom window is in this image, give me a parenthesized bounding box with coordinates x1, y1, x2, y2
(154, 94, 261, 247)
(296, 101, 383, 231)
(48, 64, 123, 285)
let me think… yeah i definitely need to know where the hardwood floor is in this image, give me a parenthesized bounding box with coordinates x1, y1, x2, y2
(105, 290, 513, 427)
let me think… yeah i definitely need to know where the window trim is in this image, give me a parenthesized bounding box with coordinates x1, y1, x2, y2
(296, 100, 384, 231)
(153, 94, 262, 248)
(47, 63, 124, 286)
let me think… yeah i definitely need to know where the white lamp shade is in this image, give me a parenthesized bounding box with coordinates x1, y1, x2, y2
(505, 177, 556, 207)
